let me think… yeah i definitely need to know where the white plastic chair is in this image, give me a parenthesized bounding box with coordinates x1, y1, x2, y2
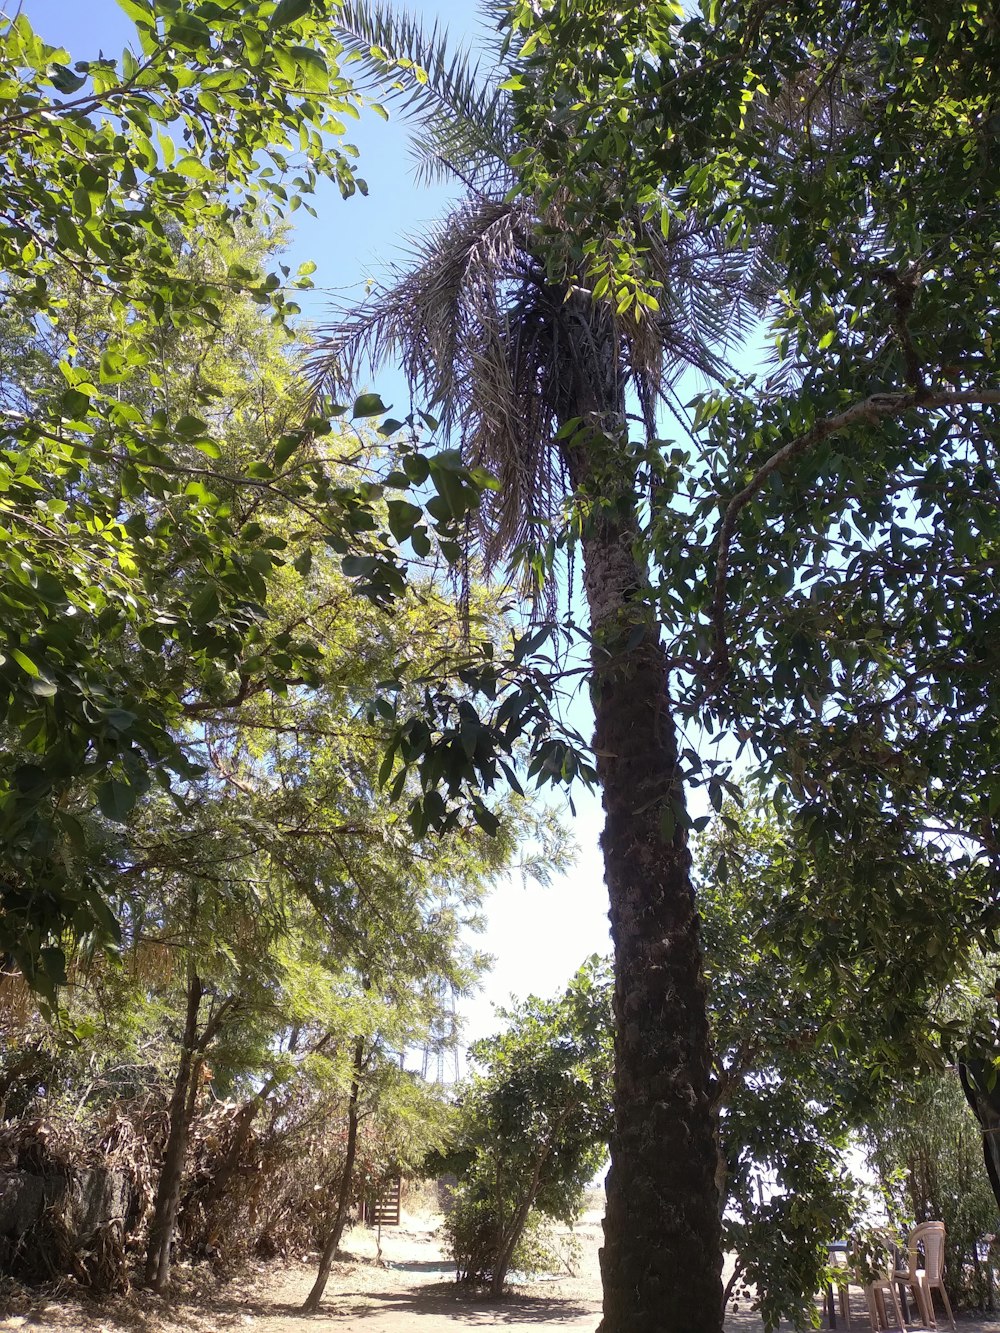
(863, 1232, 908, 1330)
(896, 1221, 955, 1331)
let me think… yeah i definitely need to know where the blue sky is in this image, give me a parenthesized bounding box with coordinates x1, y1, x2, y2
(25, 0, 615, 1052)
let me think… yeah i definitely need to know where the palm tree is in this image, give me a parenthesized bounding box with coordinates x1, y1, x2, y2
(307, 6, 764, 1329)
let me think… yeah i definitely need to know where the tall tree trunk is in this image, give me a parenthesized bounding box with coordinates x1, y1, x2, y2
(558, 297, 722, 1333)
(960, 1061, 1000, 1211)
(302, 1036, 365, 1313)
(146, 970, 203, 1292)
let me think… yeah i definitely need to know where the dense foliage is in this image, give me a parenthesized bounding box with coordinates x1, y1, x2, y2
(698, 805, 994, 1328)
(0, 1, 502, 992)
(502, 0, 1000, 865)
(438, 958, 612, 1297)
(0, 6, 566, 1291)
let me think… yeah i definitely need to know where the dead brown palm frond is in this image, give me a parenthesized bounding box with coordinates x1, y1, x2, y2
(306, 196, 527, 412)
(308, 195, 769, 568)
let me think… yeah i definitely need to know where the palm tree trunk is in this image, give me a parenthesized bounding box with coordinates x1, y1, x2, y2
(558, 305, 722, 1332)
(302, 1036, 365, 1313)
(586, 548, 722, 1333)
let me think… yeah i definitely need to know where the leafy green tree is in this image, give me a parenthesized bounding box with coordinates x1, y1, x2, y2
(125, 550, 539, 1293)
(0, 188, 565, 1291)
(435, 957, 612, 1298)
(697, 805, 995, 1327)
(0, 5, 492, 988)
(866, 1070, 999, 1310)
(0, 0, 359, 967)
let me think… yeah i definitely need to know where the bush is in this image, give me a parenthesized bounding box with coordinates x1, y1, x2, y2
(436, 958, 612, 1297)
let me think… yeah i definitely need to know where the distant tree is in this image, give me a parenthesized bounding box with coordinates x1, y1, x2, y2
(866, 1070, 999, 1311)
(436, 958, 612, 1298)
(698, 805, 992, 1328)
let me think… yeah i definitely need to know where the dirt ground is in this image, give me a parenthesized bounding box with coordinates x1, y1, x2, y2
(2, 1211, 998, 1333)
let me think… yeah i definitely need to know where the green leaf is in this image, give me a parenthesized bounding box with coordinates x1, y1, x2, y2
(99, 347, 126, 384)
(114, 0, 152, 19)
(189, 584, 220, 622)
(352, 392, 387, 418)
(104, 708, 137, 733)
(274, 432, 304, 468)
(472, 801, 501, 835)
(49, 63, 87, 93)
(96, 779, 138, 823)
(11, 648, 40, 677)
(175, 414, 208, 436)
(386, 499, 422, 543)
(410, 528, 431, 558)
(270, 0, 312, 28)
(342, 555, 379, 577)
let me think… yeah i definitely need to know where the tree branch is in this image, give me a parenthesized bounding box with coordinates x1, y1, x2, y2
(710, 388, 1000, 673)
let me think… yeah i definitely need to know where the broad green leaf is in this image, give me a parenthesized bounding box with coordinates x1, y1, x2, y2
(11, 648, 40, 677)
(270, 0, 312, 29)
(352, 392, 387, 418)
(96, 778, 137, 823)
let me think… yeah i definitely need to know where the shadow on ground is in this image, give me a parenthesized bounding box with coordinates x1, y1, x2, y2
(205, 1281, 596, 1326)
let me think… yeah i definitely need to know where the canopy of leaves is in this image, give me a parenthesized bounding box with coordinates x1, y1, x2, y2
(697, 803, 994, 1326)
(0, 3, 511, 986)
(492, 0, 999, 869)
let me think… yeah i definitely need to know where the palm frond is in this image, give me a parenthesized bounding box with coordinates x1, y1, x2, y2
(307, 196, 774, 569)
(306, 196, 527, 410)
(332, 1, 514, 183)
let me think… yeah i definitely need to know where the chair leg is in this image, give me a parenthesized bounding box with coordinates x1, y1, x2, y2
(887, 1280, 908, 1330)
(864, 1287, 882, 1331)
(934, 1281, 956, 1333)
(839, 1284, 853, 1328)
(909, 1279, 931, 1329)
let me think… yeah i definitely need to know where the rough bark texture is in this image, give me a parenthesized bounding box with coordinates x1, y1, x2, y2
(960, 1061, 1000, 1211)
(145, 971, 202, 1292)
(557, 297, 722, 1333)
(302, 1036, 365, 1313)
(586, 547, 722, 1333)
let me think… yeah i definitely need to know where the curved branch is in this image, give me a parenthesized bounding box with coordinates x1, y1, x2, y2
(710, 387, 1000, 672)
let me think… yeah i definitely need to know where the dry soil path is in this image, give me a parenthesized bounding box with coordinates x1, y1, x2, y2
(2, 1213, 998, 1333)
